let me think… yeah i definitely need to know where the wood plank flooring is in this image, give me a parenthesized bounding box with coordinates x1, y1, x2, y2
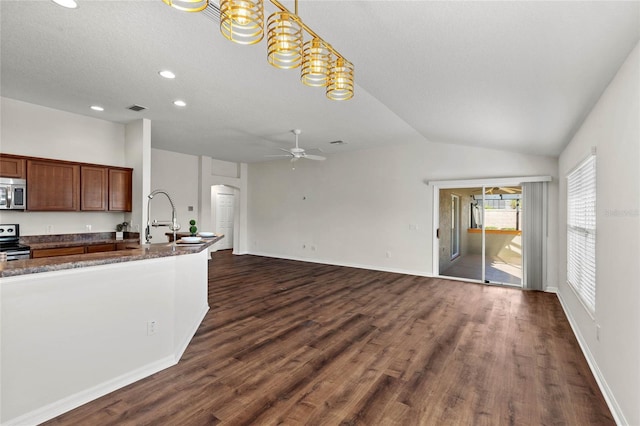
(44, 251, 614, 425)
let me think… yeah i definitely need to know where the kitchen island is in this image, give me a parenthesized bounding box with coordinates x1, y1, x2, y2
(0, 236, 222, 425)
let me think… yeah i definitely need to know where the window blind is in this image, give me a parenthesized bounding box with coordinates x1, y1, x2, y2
(567, 155, 596, 313)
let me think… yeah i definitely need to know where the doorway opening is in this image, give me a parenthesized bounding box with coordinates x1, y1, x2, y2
(438, 186, 523, 286)
(211, 185, 237, 252)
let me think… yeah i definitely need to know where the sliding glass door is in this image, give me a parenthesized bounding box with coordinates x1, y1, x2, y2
(481, 186, 522, 286)
(438, 186, 523, 286)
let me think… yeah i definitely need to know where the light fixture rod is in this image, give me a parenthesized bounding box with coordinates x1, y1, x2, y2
(268, 0, 345, 61)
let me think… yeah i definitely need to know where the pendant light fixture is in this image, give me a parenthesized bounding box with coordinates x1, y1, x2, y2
(162, 0, 208, 12)
(327, 57, 354, 101)
(162, 0, 354, 100)
(301, 38, 331, 87)
(267, 11, 303, 69)
(220, 0, 264, 45)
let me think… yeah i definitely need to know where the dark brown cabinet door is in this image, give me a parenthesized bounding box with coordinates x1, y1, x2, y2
(109, 168, 132, 212)
(86, 243, 116, 253)
(27, 159, 80, 211)
(31, 246, 85, 258)
(0, 155, 26, 179)
(81, 166, 108, 211)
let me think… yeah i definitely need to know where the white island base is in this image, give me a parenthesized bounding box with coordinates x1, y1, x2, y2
(1, 249, 209, 425)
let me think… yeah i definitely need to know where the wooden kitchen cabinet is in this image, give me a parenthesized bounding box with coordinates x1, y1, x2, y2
(1, 153, 132, 212)
(108, 168, 132, 212)
(31, 246, 85, 259)
(81, 166, 108, 211)
(0, 154, 26, 179)
(27, 159, 80, 211)
(86, 243, 116, 253)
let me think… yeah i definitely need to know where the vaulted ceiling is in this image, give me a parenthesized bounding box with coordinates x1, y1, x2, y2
(1, 1, 638, 162)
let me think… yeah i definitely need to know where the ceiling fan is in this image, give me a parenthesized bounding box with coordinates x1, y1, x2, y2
(266, 129, 326, 163)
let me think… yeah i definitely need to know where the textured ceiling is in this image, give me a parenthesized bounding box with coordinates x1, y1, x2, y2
(1, 0, 638, 163)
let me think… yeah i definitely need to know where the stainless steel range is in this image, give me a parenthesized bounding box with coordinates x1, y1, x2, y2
(0, 224, 31, 261)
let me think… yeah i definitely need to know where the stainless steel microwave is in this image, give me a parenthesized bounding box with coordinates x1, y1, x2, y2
(0, 177, 26, 210)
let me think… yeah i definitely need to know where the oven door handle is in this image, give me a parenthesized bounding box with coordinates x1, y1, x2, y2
(6, 187, 11, 209)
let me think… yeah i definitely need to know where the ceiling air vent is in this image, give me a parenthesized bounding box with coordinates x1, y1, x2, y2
(128, 104, 147, 112)
(330, 140, 346, 145)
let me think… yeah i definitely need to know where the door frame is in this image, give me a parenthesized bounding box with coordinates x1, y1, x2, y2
(215, 191, 235, 250)
(428, 176, 551, 284)
(450, 194, 461, 260)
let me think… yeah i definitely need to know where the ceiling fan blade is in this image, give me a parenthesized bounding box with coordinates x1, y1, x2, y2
(303, 154, 326, 161)
(265, 154, 292, 158)
(277, 147, 293, 154)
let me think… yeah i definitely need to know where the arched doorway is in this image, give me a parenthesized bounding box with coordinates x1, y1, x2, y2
(211, 184, 239, 252)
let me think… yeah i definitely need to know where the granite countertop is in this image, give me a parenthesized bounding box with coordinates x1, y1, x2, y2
(1, 235, 223, 278)
(28, 238, 140, 250)
(22, 232, 140, 250)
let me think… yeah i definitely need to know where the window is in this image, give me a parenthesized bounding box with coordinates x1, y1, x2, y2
(567, 155, 596, 313)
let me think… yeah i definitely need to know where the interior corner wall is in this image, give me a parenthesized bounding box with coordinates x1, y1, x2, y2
(247, 139, 558, 280)
(125, 119, 151, 235)
(0, 97, 127, 235)
(557, 41, 640, 425)
(149, 149, 199, 243)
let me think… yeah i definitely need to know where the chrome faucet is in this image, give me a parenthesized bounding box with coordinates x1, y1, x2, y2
(146, 189, 180, 244)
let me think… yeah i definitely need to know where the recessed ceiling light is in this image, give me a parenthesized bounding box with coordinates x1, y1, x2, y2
(159, 70, 176, 79)
(90, 105, 104, 112)
(51, 0, 78, 9)
(173, 100, 187, 107)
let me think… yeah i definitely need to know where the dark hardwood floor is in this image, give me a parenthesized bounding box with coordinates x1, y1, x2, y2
(44, 251, 614, 425)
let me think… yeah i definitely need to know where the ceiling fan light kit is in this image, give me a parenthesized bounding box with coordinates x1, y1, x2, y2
(163, 0, 354, 101)
(265, 129, 327, 164)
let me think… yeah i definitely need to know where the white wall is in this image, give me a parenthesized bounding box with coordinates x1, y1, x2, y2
(125, 119, 151, 236)
(0, 97, 128, 235)
(557, 41, 640, 426)
(148, 149, 200, 243)
(149, 149, 248, 253)
(248, 138, 558, 283)
(1, 250, 209, 425)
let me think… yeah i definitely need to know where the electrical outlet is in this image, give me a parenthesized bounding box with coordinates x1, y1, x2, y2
(386, 251, 391, 258)
(596, 324, 601, 341)
(86, 224, 92, 232)
(147, 320, 157, 336)
(46, 225, 54, 234)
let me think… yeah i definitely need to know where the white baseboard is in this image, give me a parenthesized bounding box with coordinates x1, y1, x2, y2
(545, 285, 558, 293)
(247, 250, 433, 278)
(4, 356, 177, 426)
(556, 291, 627, 426)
